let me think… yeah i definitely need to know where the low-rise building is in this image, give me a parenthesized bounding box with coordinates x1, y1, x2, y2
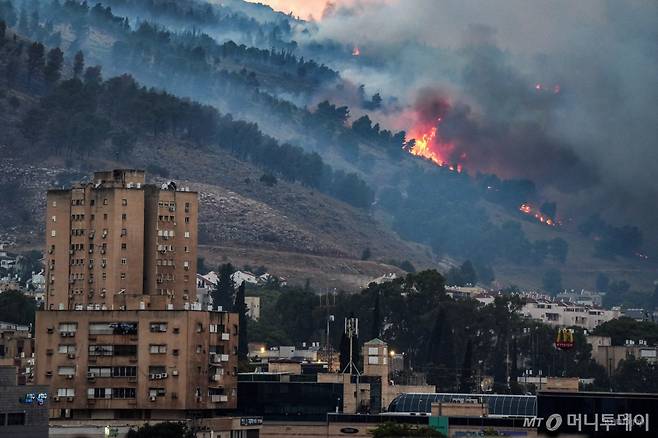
(0, 321, 34, 384)
(520, 297, 620, 330)
(0, 365, 49, 437)
(35, 308, 239, 420)
(587, 335, 658, 375)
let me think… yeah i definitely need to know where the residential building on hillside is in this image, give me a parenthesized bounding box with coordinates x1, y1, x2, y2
(519, 297, 620, 330)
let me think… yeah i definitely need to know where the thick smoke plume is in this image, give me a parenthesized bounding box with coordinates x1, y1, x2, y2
(291, 0, 657, 238)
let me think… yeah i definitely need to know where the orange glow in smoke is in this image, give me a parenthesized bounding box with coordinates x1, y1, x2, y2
(352, 46, 361, 56)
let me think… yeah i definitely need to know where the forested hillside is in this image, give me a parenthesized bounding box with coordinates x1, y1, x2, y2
(0, 1, 655, 295)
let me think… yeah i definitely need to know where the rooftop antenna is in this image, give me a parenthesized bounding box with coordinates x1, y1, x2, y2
(342, 316, 361, 376)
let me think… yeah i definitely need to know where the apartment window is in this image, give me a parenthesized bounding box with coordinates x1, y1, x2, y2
(114, 344, 138, 356)
(196, 345, 202, 354)
(58, 345, 76, 354)
(57, 366, 75, 376)
(88, 367, 111, 378)
(149, 344, 167, 354)
(104, 213, 108, 220)
(89, 345, 113, 356)
(58, 323, 77, 334)
(102, 273, 107, 280)
(89, 323, 115, 335)
(90, 199, 95, 206)
(122, 213, 127, 220)
(88, 388, 111, 399)
(51, 230, 56, 237)
(121, 273, 126, 280)
(122, 199, 127, 206)
(103, 198, 108, 205)
(121, 258, 127, 265)
(185, 202, 190, 213)
(149, 366, 166, 375)
(52, 201, 57, 207)
(149, 388, 166, 398)
(183, 261, 190, 270)
(185, 217, 190, 223)
(121, 243, 127, 250)
(121, 228, 127, 236)
(52, 215, 56, 222)
(150, 322, 167, 333)
(56, 388, 75, 397)
(184, 231, 190, 238)
(112, 388, 136, 399)
(91, 214, 95, 221)
(7, 412, 26, 425)
(184, 246, 189, 253)
(113, 366, 137, 377)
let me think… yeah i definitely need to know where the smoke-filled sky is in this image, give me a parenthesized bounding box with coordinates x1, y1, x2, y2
(258, 0, 658, 235)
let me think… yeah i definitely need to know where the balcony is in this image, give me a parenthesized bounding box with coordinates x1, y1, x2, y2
(211, 394, 228, 403)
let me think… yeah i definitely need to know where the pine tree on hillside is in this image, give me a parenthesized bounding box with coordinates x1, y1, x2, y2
(73, 50, 84, 78)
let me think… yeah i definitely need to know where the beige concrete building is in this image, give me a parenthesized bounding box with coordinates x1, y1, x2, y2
(587, 335, 658, 375)
(37, 170, 241, 421)
(45, 169, 198, 311)
(35, 308, 239, 420)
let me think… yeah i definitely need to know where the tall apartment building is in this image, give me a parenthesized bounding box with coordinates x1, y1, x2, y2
(36, 170, 240, 420)
(45, 169, 198, 310)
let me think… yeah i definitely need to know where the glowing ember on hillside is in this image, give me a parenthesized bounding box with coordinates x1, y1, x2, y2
(519, 203, 560, 227)
(352, 46, 361, 56)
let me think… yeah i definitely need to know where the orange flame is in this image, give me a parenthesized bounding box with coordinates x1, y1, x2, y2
(408, 120, 460, 171)
(519, 203, 560, 227)
(352, 46, 361, 57)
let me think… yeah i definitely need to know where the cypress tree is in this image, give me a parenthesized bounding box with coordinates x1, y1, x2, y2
(233, 281, 248, 361)
(371, 292, 381, 340)
(459, 339, 473, 393)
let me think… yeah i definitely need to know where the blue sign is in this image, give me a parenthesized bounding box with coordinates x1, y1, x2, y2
(20, 392, 48, 405)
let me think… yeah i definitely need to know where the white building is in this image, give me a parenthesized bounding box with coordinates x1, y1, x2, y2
(521, 298, 620, 330)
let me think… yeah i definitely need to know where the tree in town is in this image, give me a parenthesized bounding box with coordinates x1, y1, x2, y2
(233, 281, 249, 361)
(0, 290, 37, 328)
(459, 338, 473, 393)
(212, 263, 235, 311)
(371, 291, 381, 340)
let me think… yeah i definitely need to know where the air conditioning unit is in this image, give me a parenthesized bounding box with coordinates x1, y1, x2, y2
(53, 396, 60, 402)
(150, 396, 157, 402)
(66, 374, 74, 379)
(87, 372, 95, 379)
(162, 372, 168, 379)
(67, 353, 76, 359)
(155, 373, 162, 379)
(149, 374, 155, 380)
(221, 333, 230, 341)
(68, 396, 74, 401)
(172, 370, 178, 376)
(220, 354, 229, 362)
